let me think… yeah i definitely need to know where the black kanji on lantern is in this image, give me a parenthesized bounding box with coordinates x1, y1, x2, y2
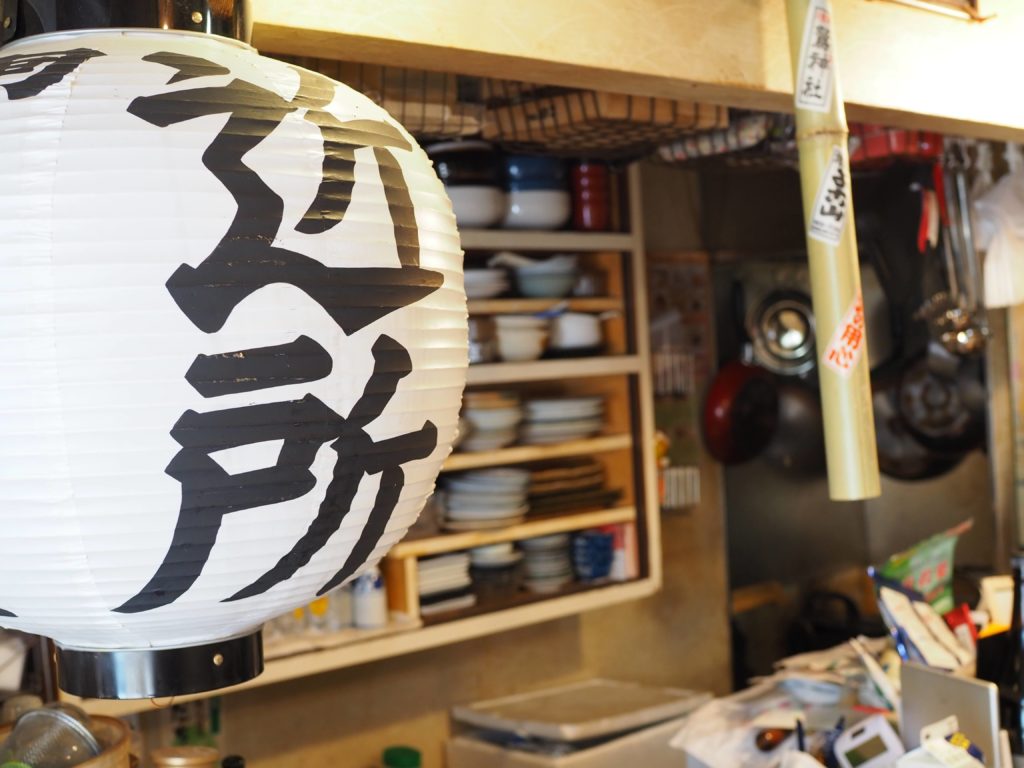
(0, 47, 103, 100)
(114, 54, 444, 613)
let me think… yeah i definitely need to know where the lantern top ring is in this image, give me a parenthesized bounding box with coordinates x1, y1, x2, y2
(0, 26, 255, 53)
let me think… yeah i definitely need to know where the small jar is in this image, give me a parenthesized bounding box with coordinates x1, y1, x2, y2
(326, 584, 354, 631)
(352, 566, 388, 629)
(151, 746, 220, 768)
(570, 161, 611, 231)
(307, 595, 330, 633)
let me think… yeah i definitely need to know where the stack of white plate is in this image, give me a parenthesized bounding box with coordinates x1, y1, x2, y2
(520, 533, 574, 594)
(443, 468, 531, 530)
(464, 268, 509, 299)
(520, 396, 604, 445)
(469, 541, 523, 568)
(418, 553, 476, 616)
(460, 391, 522, 452)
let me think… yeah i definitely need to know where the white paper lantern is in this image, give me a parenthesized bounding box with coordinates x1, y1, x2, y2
(0, 29, 467, 697)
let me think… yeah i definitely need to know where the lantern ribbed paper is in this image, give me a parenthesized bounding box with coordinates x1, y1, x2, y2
(0, 31, 467, 653)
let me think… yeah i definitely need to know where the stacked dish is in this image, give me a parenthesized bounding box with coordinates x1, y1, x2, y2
(520, 396, 604, 446)
(442, 468, 531, 530)
(490, 252, 578, 299)
(469, 542, 523, 597)
(502, 154, 571, 230)
(418, 553, 476, 616)
(521, 533, 574, 594)
(527, 458, 620, 515)
(494, 315, 550, 362)
(459, 391, 522, 452)
(464, 268, 509, 299)
(427, 140, 505, 228)
(572, 530, 615, 583)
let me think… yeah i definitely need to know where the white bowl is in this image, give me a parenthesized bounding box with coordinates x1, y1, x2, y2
(515, 254, 578, 275)
(497, 328, 548, 362)
(447, 185, 506, 228)
(464, 269, 509, 299)
(550, 312, 604, 349)
(464, 268, 507, 283)
(463, 405, 523, 431)
(502, 189, 571, 230)
(516, 271, 576, 298)
(494, 314, 549, 330)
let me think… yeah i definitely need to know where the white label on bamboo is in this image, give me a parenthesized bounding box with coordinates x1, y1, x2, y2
(795, 0, 834, 112)
(821, 292, 865, 377)
(808, 145, 848, 245)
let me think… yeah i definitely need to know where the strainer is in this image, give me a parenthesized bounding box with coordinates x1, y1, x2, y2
(0, 708, 101, 768)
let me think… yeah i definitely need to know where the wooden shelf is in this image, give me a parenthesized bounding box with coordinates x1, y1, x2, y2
(421, 578, 634, 625)
(68, 579, 658, 718)
(389, 506, 636, 558)
(263, 613, 421, 661)
(467, 355, 640, 385)
(467, 297, 623, 315)
(443, 433, 632, 472)
(460, 229, 636, 252)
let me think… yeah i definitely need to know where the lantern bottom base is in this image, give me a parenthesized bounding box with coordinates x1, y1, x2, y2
(55, 631, 264, 700)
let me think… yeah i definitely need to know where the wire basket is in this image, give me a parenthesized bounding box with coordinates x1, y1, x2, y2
(280, 57, 485, 141)
(481, 81, 727, 160)
(276, 56, 727, 159)
(654, 112, 799, 170)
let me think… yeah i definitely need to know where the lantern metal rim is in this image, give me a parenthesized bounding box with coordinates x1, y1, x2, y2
(0, 27, 255, 53)
(55, 630, 264, 700)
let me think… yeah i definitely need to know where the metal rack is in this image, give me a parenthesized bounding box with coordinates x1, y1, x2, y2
(277, 55, 725, 159)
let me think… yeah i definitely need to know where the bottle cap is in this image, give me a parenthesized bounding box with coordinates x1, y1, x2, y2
(151, 746, 221, 767)
(382, 746, 421, 767)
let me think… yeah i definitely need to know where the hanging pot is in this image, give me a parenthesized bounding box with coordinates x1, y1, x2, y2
(873, 368, 966, 481)
(762, 378, 826, 475)
(898, 353, 986, 455)
(747, 290, 817, 377)
(703, 361, 779, 465)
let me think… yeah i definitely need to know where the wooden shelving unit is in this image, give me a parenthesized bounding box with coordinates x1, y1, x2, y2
(383, 164, 660, 629)
(460, 229, 634, 252)
(391, 506, 637, 558)
(467, 297, 623, 315)
(466, 356, 640, 385)
(443, 434, 632, 471)
(68, 165, 659, 718)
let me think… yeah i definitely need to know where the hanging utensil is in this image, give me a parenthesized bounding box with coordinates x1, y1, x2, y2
(918, 147, 988, 355)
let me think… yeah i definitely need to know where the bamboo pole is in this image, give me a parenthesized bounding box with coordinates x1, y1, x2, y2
(786, 0, 880, 500)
